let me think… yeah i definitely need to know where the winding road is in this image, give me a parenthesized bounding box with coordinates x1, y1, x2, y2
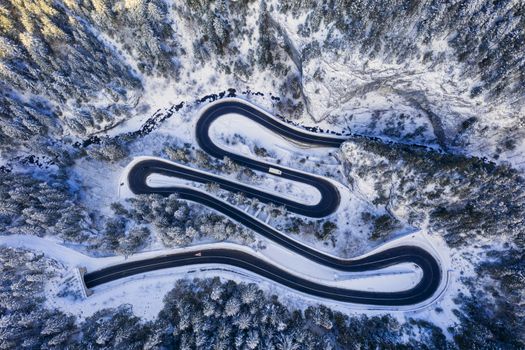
(84, 99, 442, 306)
(128, 100, 344, 217)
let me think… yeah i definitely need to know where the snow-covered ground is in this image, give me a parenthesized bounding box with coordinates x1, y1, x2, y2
(147, 171, 321, 206)
(75, 96, 381, 258)
(9, 96, 462, 334)
(2, 1, 522, 346)
(0, 231, 454, 323)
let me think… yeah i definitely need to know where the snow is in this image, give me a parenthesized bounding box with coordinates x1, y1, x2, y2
(147, 170, 321, 206)
(119, 153, 371, 260)
(266, 5, 525, 171)
(0, 229, 452, 322)
(93, 91, 382, 259)
(4, 84, 462, 334)
(0, 86, 468, 342)
(192, 100, 381, 257)
(61, 96, 455, 324)
(208, 113, 328, 204)
(1, 1, 520, 345)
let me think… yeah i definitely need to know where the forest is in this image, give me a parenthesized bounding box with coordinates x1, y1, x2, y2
(0, 0, 524, 348)
(341, 138, 524, 348)
(1, 247, 452, 349)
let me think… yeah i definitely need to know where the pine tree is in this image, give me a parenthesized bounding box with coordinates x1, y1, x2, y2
(246, 330, 260, 349)
(234, 312, 252, 330)
(224, 296, 241, 317)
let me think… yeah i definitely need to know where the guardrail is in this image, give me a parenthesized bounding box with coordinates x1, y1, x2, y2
(76, 267, 93, 298)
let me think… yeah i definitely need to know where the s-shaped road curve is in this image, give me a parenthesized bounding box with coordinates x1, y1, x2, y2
(129, 100, 344, 218)
(84, 99, 442, 306)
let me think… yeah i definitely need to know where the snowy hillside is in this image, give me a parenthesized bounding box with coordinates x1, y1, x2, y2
(0, 0, 524, 349)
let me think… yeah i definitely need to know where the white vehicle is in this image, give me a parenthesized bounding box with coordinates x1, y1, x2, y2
(268, 167, 282, 175)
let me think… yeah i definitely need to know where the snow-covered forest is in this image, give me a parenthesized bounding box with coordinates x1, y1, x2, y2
(1, 0, 524, 348)
(1, 0, 524, 163)
(2, 247, 453, 349)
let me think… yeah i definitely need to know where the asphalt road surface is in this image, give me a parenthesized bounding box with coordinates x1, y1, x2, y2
(128, 99, 344, 217)
(85, 100, 442, 306)
(85, 246, 439, 305)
